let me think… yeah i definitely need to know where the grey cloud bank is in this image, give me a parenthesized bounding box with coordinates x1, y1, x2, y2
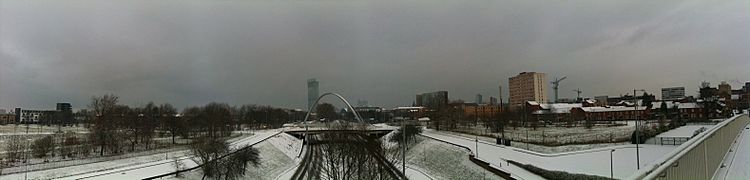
(1, 0, 748, 110)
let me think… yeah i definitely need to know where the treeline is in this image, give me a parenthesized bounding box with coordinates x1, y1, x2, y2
(81, 94, 303, 156)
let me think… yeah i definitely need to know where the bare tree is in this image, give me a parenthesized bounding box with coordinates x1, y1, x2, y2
(88, 94, 119, 156)
(316, 103, 339, 121)
(160, 103, 183, 144)
(190, 137, 260, 180)
(60, 132, 80, 158)
(31, 136, 55, 161)
(5, 136, 25, 163)
(203, 103, 232, 139)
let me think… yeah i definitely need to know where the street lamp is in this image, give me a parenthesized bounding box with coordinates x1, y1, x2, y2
(475, 137, 479, 157)
(402, 118, 406, 174)
(633, 89, 646, 170)
(25, 138, 32, 180)
(610, 149, 616, 179)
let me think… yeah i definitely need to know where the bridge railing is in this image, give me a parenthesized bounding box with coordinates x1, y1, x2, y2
(627, 113, 750, 180)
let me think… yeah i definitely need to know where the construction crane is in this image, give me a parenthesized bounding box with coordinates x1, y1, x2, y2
(551, 76, 567, 103)
(573, 88, 582, 102)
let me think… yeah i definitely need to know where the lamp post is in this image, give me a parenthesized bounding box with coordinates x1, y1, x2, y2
(475, 136, 479, 157)
(402, 118, 406, 174)
(25, 138, 32, 180)
(633, 89, 646, 170)
(610, 149, 616, 179)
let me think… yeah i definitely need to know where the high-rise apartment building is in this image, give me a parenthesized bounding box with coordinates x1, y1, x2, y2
(476, 94, 483, 104)
(307, 78, 319, 111)
(416, 91, 448, 109)
(489, 97, 498, 105)
(508, 72, 547, 107)
(661, 87, 685, 100)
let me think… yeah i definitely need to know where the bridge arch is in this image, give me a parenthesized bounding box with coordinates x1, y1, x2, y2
(302, 92, 367, 124)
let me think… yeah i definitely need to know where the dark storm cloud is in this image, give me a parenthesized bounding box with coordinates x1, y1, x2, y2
(1, 0, 749, 110)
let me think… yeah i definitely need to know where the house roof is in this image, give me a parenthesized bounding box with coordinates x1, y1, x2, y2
(651, 101, 701, 109)
(577, 106, 641, 113)
(532, 103, 583, 114)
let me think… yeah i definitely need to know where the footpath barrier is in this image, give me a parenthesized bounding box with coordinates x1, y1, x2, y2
(628, 114, 750, 180)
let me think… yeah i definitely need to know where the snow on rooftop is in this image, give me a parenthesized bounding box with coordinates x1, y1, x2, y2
(651, 101, 700, 109)
(393, 107, 425, 110)
(579, 106, 640, 112)
(532, 103, 582, 114)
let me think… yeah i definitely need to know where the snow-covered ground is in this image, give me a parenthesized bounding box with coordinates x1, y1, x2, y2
(0, 148, 193, 180)
(423, 129, 677, 179)
(170, 140, 296, 180)
(656, 125, 714, 138)
(436, 130, 630, 154)
(61, 130, 280, 180)
(405, 136, 504, 180)
(0, 124, 88, 135)
(267, 133, 303, 159)
(450, 121, 642, 146)
(0, 131, 275, 180)
(713, 124, 750, 180)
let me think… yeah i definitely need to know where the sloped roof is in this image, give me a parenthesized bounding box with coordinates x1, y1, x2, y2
(534, 103, 582, 114)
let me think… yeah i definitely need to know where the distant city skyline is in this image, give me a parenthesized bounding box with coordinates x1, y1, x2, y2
(1, 0, 749, 110)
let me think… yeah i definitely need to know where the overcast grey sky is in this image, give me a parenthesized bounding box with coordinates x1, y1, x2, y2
(1, 0, 749, 110)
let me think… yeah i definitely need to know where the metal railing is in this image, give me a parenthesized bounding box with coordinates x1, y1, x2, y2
(628, 113, 750, 180)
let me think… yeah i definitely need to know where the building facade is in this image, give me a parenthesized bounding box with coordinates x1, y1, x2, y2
(489, 97, 498, 105)
(461, 104, 502, 120)
(392, 107, 426, 120)
(307, 78, 319, 111)
(509, 72, 547, 108)
(0, 113, 14, 124)
(476, 94, 483, 104)
(16, 109, 57, 124)
(416, 91, 449, 109)
(661, 87, 686, 100)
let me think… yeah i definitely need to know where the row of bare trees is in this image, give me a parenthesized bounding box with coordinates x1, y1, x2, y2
(84, 94, 283, 179)
(84, 94, 300, 156)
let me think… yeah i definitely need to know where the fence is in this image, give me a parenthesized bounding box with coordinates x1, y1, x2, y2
(450, 127, 634, 146)
(656, 137, 690, 146)
(628, 114, 750, 180)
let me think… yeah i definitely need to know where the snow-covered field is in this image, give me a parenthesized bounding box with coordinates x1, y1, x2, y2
(62, 131, 278, 180)
(436, 130, 632, 154)
(0, 124, 88, 135)
(451, 121, 637, 146)
(1, 149, 192, 180)
(423, 129, 677, 179)
(656, 125, 714, 138)
(0, 131, 268, 180)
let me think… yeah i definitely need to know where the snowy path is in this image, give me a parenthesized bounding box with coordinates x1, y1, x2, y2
(712, 124, 750, 180)
(63, 130, 281, 180)
(423, 129, 676, 179)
